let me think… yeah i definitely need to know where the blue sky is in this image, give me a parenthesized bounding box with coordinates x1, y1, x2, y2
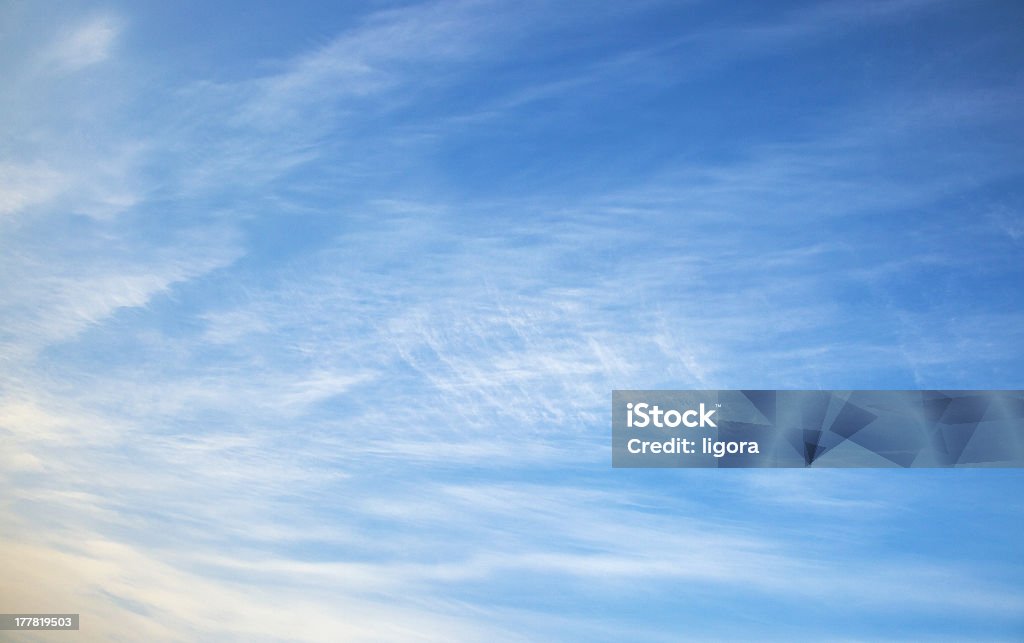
(1, 0, 1023, 640)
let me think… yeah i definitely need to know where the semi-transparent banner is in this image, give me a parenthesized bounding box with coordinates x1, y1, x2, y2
(611, 390, 1024, 468)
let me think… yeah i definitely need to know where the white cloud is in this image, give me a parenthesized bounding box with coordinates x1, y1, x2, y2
(43, 15, 121, 72)
(0, 162, 67, 215)
(0, 227, 241, 359)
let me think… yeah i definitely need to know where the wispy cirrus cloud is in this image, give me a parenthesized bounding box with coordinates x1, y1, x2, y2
(2, 0, 1023, 640)
(40, 15, 122, 72)
(0, 162, 67, 216)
